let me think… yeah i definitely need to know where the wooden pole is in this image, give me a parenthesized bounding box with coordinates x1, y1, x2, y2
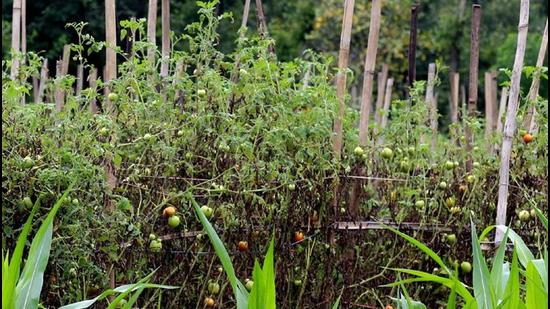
(241, 0, 251, 29)
(450, 72, 459, 133)
(332, 0, 356, 160)
(484, 71, 496, 141)
(147, 0, 158, 65)
(105, 0, 117, 111)
(76, 64, 84, 96)
(10, 0, 22, 80)
(20, 0, 26, 104)
(496, 0, 529, 244)
(426, 63, 438, 150)
(496, 87, 509, 134)
(465, 4, 481, 172)
(160, 0, 170, 78)
(378, 77, 394, 143)
(522, 19, 548, 133)
(349, 0, 381, 217)
(358, 0, 382, 146)
(37, 58, 49, 104)
(55, 60, 64, 112)
(374, 63, 389, 127)
(88, 67, 98, 114)
(407, 4, 419, 93)
(255, 0, 274, 54)
(61, 44, 71, 75)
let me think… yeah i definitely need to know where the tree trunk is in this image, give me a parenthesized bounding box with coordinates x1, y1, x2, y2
(495, 0, 529, 244)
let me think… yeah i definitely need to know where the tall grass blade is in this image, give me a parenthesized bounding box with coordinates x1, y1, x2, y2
(525, 261, 548, 308)
(470, 219, 495, 309)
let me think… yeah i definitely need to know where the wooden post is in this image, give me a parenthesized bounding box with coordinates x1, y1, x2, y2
(407, 4, 419, 93)
(374, 63, 389, 127)
(61, 44, 71, 75)
(450, 72, 459, 139)
(10, 0, 22, 80)
(241, 0, 251, 29)
(105, 0, 117, 111)
(160, 0, 170, 78)
(358, 0, 382, 146)
(378, 77, 394, 143)
(55, 60, 64, 112)
(484, 71, 496, 141)
(88, 67, 98, 114)
(465, 4, 481, 172)
(496, 87, 509, 134)
(147, 0, 158, 65)
(427, 64, 438, 150)
(522, 19, 548, 133)
(20, 0, 26, 104)
(496, 0, 529, 244)
(37, 58, 49, 103)
(32, 76, 39, 100)
(76, 64, 84, 96)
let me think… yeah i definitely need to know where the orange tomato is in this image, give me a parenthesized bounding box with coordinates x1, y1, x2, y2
(204, 297, 215, 307)
(162, 206, 176, 217)
(523, 133, 534, 144)
(294, 232, 305, 242)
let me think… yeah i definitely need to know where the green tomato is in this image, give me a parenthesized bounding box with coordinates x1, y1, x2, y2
(149, 240, 162, 252)
(415, 200, 425, 208)
(288, 183, 296, 191)
(461, 261, 472, 273)
(168, 215, 181, 228)
(353, 146, 364, 156)
(444, 161, 455, 170)
(380, 147, 394, 159)
(177, 130, 184, 137)
(407, 146, 416, 155)
(293, 279, 302, 287)
(446, 234, 457, 244)
(108, 92, 119, 102)
(208, 282, 221, 294)
(245, 280, 254, 291)
(99, 127, 110, 137)
(22, 156, 34, 169)
(473, 161, 481, 168)
(201, 206, 214, 218)
(438, 181, 447, 189)
(400, 160, 411, 172)
(149, 233, 157, 240)
(466, 175, 476, 184)
(22, 196, 33, 209)
(445, 197, 456, 208)
(519, 210, 530, 222)
(197, 89, 207, 97)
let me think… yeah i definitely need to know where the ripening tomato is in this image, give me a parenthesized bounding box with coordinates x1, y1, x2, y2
(163, 206, 177, 217)
(238, 241, 249, 252)
(522, 133, 534, 144)
(204, 297, 215, 307)
(294, 232, 305, 242)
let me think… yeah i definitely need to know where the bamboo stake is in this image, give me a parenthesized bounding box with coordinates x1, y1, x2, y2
(89, 67, 98, 114)
(104, 0, 117, 111)
(20, 0, 26, 104)
(450, 72, 459, 139)
(55, 60, 64, 112)
(32, 76, 39, 100)
(76, 64, 84, 96)
(407, 4, 419, 93)
(10, 0, 22, 80)
(147, 0, 158, 65)
(332, 0, 356, 159)
(349, 0, 381, 217)
(358, 0, 382, 146)
(522, 19, 548, 133)
(37, 58, 49, 104)
(495, 0, 529, 244)
(465, 4, 481, 172)
(160, 0, 170, 78)
(374, 63, 389, 127)
(241, 0, 251, 28)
